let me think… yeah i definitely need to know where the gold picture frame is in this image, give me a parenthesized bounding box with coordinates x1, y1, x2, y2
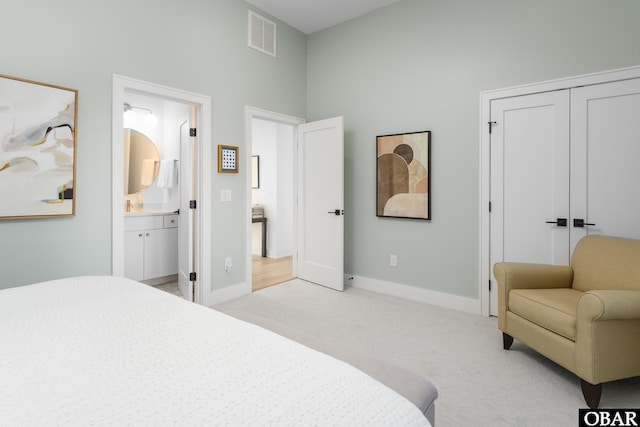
(217, 145, 239, 173)
(0, 74, 78, 220)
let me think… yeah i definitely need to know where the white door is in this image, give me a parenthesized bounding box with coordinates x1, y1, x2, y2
(570, 78, 640, 252)
(178, 119, 194, 301)
(489, 78, 640, 315)
(489, 91, 570, 315)
(297, 117, 344, 291)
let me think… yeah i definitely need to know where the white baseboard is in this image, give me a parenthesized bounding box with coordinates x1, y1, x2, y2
(251, 249, 293, 258)
(272, 248, 293, 259)
(345, 274, 481, 315)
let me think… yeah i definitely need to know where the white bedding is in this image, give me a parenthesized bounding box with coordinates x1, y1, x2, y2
(0, 276, 430, 426)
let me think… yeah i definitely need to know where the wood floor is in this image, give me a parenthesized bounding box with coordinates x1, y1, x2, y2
(154, 257, 294, 297)
(252, 255, 294, 291)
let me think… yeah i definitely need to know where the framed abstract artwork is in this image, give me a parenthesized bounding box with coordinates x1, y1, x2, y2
(376, 130, 431, 220)
(218, 145, 239, 173)
(0, 74, 78, 220)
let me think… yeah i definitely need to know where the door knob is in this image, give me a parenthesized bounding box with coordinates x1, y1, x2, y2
(327, 209, 343, 216)
(573, 219, 595, 228)
(545, 218, 567, 227)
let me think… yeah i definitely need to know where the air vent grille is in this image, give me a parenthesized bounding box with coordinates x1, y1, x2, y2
(248, 11, 276, 57)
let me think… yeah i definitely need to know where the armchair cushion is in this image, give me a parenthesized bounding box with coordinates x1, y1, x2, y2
(509, 288, 582, 340)
(571, 235, 640, 292)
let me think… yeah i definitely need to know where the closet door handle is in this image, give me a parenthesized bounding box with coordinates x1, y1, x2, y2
(545, 218, 567, 227)
(573, 219, 595, 228)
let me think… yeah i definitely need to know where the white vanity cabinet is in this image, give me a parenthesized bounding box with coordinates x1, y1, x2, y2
(124, 214, 178, 281)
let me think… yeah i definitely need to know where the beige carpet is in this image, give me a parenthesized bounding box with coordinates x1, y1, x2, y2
(214, 279, 640, 427)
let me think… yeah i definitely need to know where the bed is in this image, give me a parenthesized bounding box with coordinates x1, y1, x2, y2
(0, 276, 433, 426)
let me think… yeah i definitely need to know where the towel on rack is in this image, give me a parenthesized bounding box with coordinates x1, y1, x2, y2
(157, 159, 178, 189)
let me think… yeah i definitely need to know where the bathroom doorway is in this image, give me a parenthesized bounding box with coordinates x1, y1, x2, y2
(112, 75, 212, 305)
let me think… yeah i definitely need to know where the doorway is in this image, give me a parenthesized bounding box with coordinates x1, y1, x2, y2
(112, 75, 212, 306)
(246, 108, 303, 291)
(244, 107, 345, 294)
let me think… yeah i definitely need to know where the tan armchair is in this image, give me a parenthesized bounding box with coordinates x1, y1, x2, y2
(494, 235, 640, 408)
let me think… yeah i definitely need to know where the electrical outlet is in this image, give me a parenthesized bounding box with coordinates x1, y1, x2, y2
(390, 254, 397, 267)
(224, 257, 232, 272)
(221, 189, 232, 202)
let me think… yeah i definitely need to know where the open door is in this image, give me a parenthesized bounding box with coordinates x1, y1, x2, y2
(297, 117, 344, 291)
(178, 118, 194, 301)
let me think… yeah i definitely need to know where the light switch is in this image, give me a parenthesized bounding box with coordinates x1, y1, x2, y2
(221, 189, 232, 202)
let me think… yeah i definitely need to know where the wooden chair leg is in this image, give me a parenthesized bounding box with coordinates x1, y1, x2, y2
(580, 379, 602, 409)
(502, 332, 514, 350)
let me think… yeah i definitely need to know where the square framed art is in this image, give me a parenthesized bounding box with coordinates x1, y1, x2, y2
(376, 130, 431, 220)
(0, 74, 78, 220)
(217, 145, 239, 173)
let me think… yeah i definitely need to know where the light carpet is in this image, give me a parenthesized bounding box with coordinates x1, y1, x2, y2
(213, 279, 640, 427)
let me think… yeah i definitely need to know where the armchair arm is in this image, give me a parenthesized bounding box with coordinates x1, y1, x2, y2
(493, 262, 574, 291)
(493, 262, 573, 331)
(578, 290, 640, 321)
(575, 290, 640, 384)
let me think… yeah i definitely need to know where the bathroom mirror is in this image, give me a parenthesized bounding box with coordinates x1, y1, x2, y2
(124, 128, 160, 195)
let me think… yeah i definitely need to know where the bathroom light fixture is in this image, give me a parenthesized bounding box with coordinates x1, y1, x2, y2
(123, 102, 158, 127)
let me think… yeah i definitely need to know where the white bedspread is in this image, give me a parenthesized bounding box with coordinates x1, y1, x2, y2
(0, 276, 430, 426)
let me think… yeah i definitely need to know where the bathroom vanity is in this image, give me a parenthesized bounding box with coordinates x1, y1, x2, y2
(124, 212, 178, 283)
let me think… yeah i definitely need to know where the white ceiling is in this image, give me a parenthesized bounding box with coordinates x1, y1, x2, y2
(245, 0, 403, 35)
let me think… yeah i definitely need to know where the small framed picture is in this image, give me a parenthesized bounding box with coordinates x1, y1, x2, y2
(218, 145, 239, 173)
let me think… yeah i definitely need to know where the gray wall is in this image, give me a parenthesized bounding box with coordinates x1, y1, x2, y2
(4, 0, 640, 301)
(0, 0, 306, 289)
(306, 0, 640, 299)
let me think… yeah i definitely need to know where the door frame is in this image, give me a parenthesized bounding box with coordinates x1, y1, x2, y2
(244, 106, 305, 294)
(112, 74, 212, 305)
(479, 65, 640, 316)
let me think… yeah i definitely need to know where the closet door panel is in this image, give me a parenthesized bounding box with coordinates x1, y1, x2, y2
(490, 91, 571, 266)
(570, 78, 640, 252)
(489, 91, 570, 315)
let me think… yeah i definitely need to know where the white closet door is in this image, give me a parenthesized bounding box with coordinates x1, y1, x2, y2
(570, 78, 640, 253)
(489, 91, 570, 315)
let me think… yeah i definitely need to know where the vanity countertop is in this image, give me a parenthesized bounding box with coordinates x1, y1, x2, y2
(124, 210, 176, 217)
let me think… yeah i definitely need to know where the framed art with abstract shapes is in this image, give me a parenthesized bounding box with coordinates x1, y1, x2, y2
(376, 130, 430, 220)
(0, 74, 78, 220)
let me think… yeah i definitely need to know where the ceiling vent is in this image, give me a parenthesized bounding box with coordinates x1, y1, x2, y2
(248, 11, 276, 57)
